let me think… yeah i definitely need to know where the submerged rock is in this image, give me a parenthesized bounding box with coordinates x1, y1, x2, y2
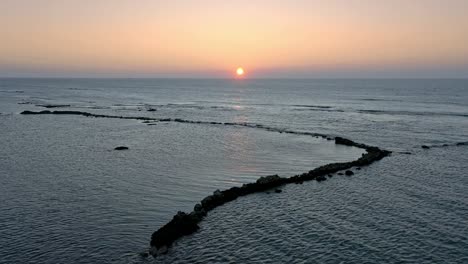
(316, 175, 327, 182)
(274, 189, 282, 193)
(421, 145, 430, 149)
(138, 252, 149, 258)
(147, 108, 157, 112)
(149, 245, 168, 256)
(21, 110, 51, 115)
(345, 170, 354, 176)
(114, 146, 129, 150)
(37, 104, 71, 108)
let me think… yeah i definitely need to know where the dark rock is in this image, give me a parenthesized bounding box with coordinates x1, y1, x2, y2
(188, 211, 203, 222)
(147, 108, 157, 112)
(213, 189, 222, 196)
(150, 245, 168, 255)
(457, 142, 467, 146)
(337, 172, 344, 176)
(200, 195, 215, 209)
(194, 203, 203, 212)
(114, 146, 129, 150)
(38, 104, 71, 108)
(316, 175, 327, 182)
(256, 175, 281, 185)
(193, 203, 207, 217)
(221, 187, 241, 202)
(421, 145, 430, 149)
(345, 170, 354, 176)
(158, 246, 168, 254)
(356, 167, 361, 170)
(150, 211, 200, 254)
(21, 110, 51, 115)
(335, 137, 355, 146)
(274, 189, 282, 193)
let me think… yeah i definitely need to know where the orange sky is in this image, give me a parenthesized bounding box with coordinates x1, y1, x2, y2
(1, 0, 467, 77)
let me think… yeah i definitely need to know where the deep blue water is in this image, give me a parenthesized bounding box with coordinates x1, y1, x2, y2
(0, 79, 467, 263)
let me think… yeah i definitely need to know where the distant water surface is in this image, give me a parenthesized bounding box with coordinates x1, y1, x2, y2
(0, 79, 467, 264)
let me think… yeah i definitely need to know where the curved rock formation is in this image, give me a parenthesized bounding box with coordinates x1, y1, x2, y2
(149, 137, 391, 257)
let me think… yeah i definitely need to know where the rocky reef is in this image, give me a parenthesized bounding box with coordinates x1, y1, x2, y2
(20, 109, 392, 258)
(148, 137, 391, 257)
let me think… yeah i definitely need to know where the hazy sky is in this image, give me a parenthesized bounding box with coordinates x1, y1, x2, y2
(1, 0, 467, 78)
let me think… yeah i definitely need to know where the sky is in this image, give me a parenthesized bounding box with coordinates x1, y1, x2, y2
(1, 0, 467, 78)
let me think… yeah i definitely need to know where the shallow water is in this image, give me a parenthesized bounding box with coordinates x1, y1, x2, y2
(0, 78, 467, 263)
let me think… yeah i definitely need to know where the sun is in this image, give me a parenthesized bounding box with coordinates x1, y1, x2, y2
(236, 67, 245, 76)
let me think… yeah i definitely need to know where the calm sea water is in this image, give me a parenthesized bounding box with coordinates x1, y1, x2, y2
(0, 79, 467, 264)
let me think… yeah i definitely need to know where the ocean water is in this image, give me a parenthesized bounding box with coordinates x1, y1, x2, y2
(0, 78, 467, 264)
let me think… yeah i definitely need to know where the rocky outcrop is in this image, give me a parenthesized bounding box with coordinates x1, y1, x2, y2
(114, 146, 129, 150)
(150, 211, 200, 250)
(37, 104, 71, 108)
(419, 142, 468, 149)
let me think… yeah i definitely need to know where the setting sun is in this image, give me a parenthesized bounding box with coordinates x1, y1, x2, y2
(236, 67, 245, 76)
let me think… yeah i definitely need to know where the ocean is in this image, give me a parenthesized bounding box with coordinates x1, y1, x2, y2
(0, 78, 467, 263)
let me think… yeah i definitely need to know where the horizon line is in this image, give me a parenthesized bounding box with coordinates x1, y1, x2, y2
(1, 76, 467, 80)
